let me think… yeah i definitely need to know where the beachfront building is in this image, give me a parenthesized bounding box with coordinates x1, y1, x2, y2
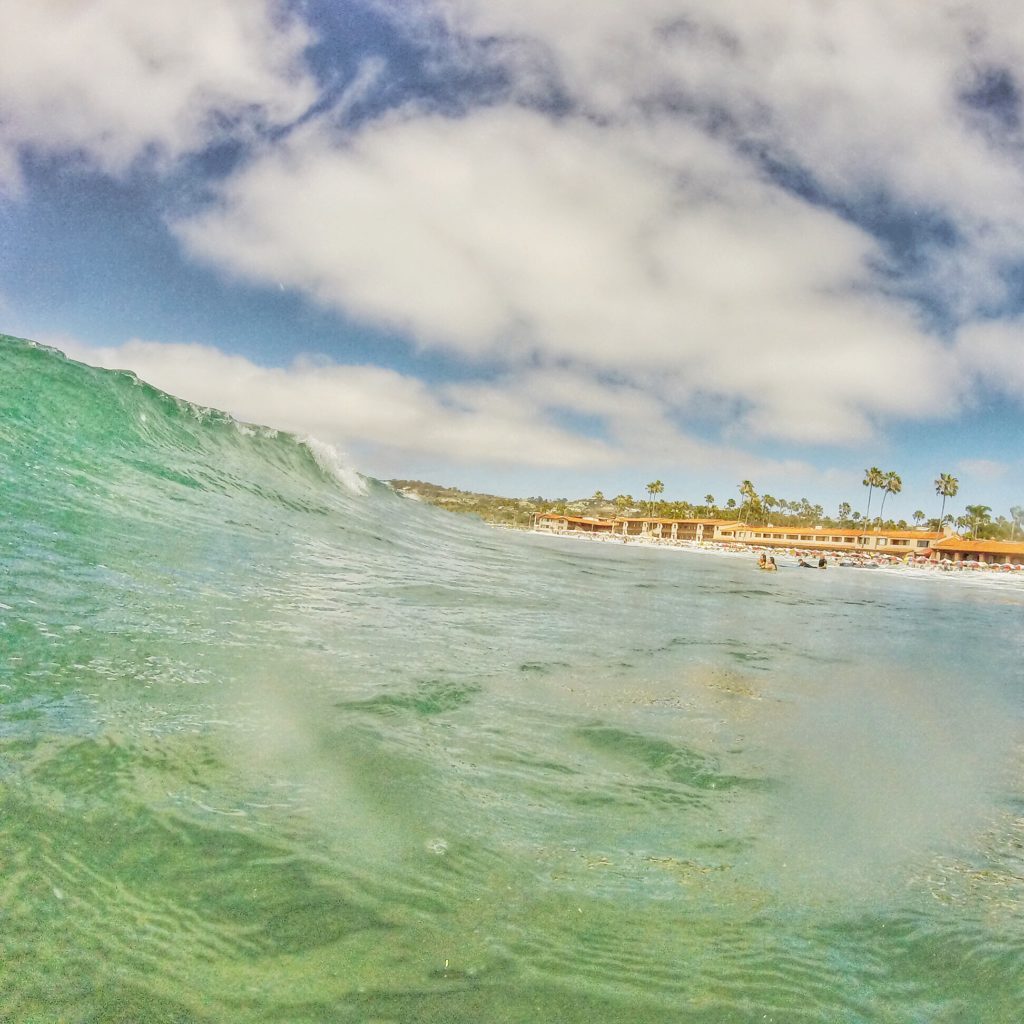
(533, 514, 616, 536)
(715, 524, 945, 558)
(534, 513, 729, 541)
(614, 516, 731, 541)
(929, 537, 1024, 565)
(533, 513, 1024, 565)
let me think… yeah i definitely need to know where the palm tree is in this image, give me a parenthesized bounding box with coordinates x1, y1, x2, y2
(725, 498, 737, 518)
(838, 502, 852, 526)
(877, 471, 902, 525)
(912, 510, 925, 527)
(738, 480, 758, 522)
(964, 504, 992, 539)
(704, 494, 716, 517)
(934, 473, 959, 529)
(646, 479, 664, 516)
(863, 467, 884, 523)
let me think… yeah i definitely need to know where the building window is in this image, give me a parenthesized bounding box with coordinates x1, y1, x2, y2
(916, 540, 929, 548)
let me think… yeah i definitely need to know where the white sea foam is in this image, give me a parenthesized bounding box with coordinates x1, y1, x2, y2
(301, 436, 367, 495)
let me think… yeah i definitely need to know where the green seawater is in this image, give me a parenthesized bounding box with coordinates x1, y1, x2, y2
(2, 333, 1024, 1022)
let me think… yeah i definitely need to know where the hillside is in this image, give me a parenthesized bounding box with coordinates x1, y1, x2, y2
(387, 480, 637, 526)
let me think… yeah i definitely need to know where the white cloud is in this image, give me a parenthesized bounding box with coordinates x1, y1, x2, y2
(13, 1, 1017, 471)
(50, 336, 815, 486)
(399, 1, 1024, 315)
(174, 105, 960, 445)
(0, 0, 316, 190)
(53, 336, 615, 471)
(955, 319, 1024, 396)
(955, 458, 1009, 481)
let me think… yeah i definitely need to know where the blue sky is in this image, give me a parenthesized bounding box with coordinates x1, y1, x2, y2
(2, 1, 1023, 523)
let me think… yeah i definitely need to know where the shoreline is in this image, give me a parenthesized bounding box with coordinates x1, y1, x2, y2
(519, 526, 1024, 588)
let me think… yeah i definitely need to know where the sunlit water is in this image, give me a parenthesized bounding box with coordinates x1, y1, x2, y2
(3, 334, 1023, 1022)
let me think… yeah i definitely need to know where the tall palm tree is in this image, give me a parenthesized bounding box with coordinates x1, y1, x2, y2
(877, 471, 902, 525)
(934, 473, 959, 529)
(704, 494, 716, 517)
(646, 479, 664, 516)
(838, 502, 852, 526)
(862, 467, 884, 523)
(738, 480, 758, 522)
(912, 510, 925, 527)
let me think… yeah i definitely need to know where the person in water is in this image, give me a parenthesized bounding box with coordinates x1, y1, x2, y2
(758, 553, 767, 569)
(764, 556, 778, 572)
(818, 557, 827, 569)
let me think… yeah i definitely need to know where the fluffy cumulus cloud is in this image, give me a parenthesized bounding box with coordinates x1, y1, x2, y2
(416, 0, 1024, 269)
(175, 103, 959, 444)
(0, 0, 315, 189)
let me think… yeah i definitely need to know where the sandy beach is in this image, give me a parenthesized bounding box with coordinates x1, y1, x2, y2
(525, 525, 1024, 588)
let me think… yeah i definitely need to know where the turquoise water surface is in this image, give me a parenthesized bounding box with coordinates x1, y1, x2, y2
(2, 334, 1023, 1022)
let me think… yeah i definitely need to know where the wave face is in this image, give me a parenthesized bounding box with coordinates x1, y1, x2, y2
(3, 333, 1024, 1022)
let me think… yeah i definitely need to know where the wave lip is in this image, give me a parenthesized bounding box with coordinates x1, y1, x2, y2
(300, 436, 367, 495)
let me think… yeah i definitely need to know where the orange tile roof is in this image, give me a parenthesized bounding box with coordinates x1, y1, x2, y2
(727, 525, 944, 540)
(538, 514, 612, 525)
(613, 517, 729, 525)
(932, 537, 1024, 555)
